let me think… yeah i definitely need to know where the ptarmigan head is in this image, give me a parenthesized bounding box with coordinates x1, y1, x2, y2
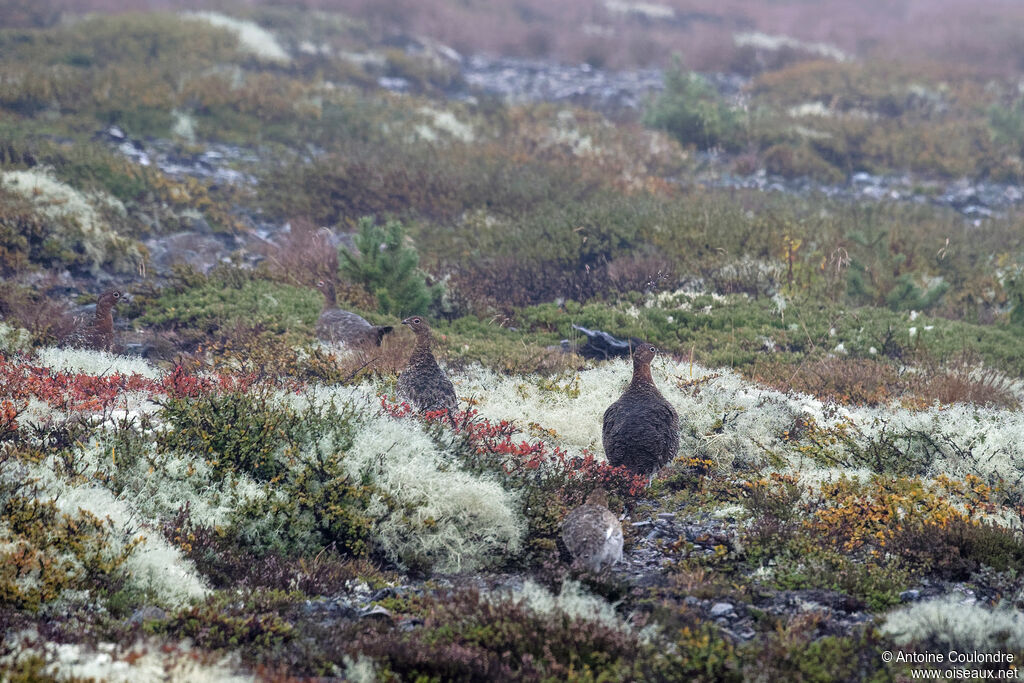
(586, 488, 609, 507)
(631, 341, 657, 365)
(402, 315, 431, 336)
(315, 279, 337, 304)
(97, 289, 125, 308)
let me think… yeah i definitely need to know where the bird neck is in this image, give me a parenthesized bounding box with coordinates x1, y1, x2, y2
(320, 285, 337, 309)
(412, 332, 434, 353)
(94, 301, 115, 333)
(631, 360, 653, 386)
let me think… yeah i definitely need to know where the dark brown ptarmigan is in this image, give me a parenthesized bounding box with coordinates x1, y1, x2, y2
(396, 316, 457, 418)
(66, 289, 125, 352)
(602, 342, 679, 480)
(315, 279, 393, 347)
(560, 488, 623, 571)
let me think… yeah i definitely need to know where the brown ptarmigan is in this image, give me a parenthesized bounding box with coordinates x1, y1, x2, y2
(66, 289, 126, 352)
(560, 488, 623, 572)
(602, 341, 679, 482)
(315, 279, 393, 347)
(396, 316, 457, 420)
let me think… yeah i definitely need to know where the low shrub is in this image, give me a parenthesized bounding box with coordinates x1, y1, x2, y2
(164, 504, 383, 592)
(340, 216, 442, 317)
(0, 489, 139, 611)
(644, 59, 744, 151)
(154, 589, 298, 654)
(140, 266, 320, 341)
(156, 386, 295, 481)
(345, 587, 649, 681)
(893, 517, 1024, 580)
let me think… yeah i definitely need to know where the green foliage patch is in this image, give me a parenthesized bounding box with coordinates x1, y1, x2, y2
(140, 267, 321, 339)
(340, 217, 442, 317)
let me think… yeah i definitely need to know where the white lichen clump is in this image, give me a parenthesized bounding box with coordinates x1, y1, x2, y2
(0, 169, 137, 270)
(460, 356, 1024, 484)
(34, 346, 163, 380)
(33, 470, 210, 607)
(0, 321, 31, 354)
(734, 31, 849, 62)
(183, 12, 290, 63)
(415, 107, 475, 143)
(501, 580, 630, 633)
(882, 597, 1024, 651)
(342, 411, 523, 572)
(0, 631, 251, 683)
(604, 0, 675, 21)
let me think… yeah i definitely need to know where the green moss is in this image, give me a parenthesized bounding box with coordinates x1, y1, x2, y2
(140, 268, 321, 339)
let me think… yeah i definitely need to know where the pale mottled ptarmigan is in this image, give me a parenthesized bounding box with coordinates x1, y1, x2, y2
(396, 316, 457, 420)
(315, 279, 393, 347)
(560, 488, 623, 571)
(66, 289, 126, 353)
(602, 341, 679, 482)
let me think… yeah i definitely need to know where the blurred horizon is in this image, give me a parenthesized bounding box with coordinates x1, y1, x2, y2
(6, 0, 1024, 75)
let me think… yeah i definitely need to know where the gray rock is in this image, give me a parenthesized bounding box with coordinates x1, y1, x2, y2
(359, 605, 394, 621)
(900, 589, 921, 602)
(709, 602, 735, 618)
(128, 606, 167, 624)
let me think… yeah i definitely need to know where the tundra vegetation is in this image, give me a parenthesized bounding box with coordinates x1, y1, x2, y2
(3, 1, 1024, 680)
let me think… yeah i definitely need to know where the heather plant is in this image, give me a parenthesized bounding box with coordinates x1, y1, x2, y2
(342, 587, 649, 681)
(154, 589, 299, 657)
(893, 517, 1024, 580)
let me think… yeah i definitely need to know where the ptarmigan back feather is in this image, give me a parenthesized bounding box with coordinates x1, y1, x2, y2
(396, 316, 457, 417)
(602, 342, 679, 478)
(315, 279, 393, 347)
(560, 489, 623, 572)
(65, 289, 125, 353)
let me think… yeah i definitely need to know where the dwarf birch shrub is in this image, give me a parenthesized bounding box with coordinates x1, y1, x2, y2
(157, 388, 295, 482)
(226, 399, 375, 558)
(0, 491, 137, 612)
